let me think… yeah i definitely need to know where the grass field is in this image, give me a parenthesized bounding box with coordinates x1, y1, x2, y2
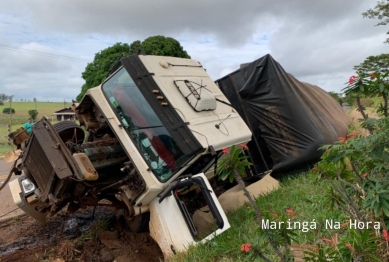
(0, 102, 66, 156)
(0, 102, 66, 123)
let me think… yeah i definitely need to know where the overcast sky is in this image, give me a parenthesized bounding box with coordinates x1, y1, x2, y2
(0, 0, 388, 102)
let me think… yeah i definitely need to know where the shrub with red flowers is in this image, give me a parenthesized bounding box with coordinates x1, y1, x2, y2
(217, 144, 252, 183)
(312, 116, 389, 261)
(304, 229, 381, 261)
(343, 71, 389, 123)
(217, 144, 292, 261)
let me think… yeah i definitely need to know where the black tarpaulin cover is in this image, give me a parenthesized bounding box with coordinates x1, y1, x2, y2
(216, 54, 351, 174)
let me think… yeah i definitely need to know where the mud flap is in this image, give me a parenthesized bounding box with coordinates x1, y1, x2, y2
(149, 173, 230, 259)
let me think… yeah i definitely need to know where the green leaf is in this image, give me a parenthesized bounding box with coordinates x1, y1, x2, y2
(383, 206, 389, 217)
(379, 83, 385, 92)
(374, 202, 381, 216)
(382, 200, 389, 215)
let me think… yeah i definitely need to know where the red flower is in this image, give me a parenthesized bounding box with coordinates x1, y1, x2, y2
(349, 75, 357, 84)
(241, 243, 252, 253)
(363, 173, 368, 178)
(322, 238, 332, 244)
(347, 131, 358, 138)
(383, 230, 389, 241)
(238, 143, 249, 150)
(345, 243, 356, 254)
(369, 73, 377, 79)
(312, 168, 318, 173)
(286, 209, 295, 216)
(338, 136, 347, 144)
(222, 148, 229, 154)
(272, 213, 279, 218)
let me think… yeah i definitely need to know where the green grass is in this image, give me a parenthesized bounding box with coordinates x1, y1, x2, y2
(170, 172, 347, 262)
(0, 102, 65, 124)
(0, 144, 12, 157)
(0, 102, 65, 149)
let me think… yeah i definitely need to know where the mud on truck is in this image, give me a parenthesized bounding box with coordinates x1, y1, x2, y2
(8, 54, 252, 258)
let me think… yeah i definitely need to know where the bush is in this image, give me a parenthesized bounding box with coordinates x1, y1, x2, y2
(2, 108, 15, 114)
(0, 100, 4, 106)
(315, 118, 389, 261)
(28, 110, 38, 120)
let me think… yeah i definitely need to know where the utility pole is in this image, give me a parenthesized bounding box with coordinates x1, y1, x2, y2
(9, 96, 12, 131)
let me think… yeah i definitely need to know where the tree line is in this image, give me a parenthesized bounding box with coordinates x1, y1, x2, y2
(0, 94, 13, 102)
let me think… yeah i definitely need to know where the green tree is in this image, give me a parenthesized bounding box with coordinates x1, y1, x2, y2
(76, 42, 130, 101)
(0, 94, 10, 101)
(129, 36, 191, 58)
(129, 40, 142, 55)
(28, 109, 38, 120)
(354, 54, 389, 75)
(363, 1, 389, 43)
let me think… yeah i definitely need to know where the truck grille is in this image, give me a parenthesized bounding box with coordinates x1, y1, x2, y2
(24, 135, 55, 200)
(21, 119, 77, 202)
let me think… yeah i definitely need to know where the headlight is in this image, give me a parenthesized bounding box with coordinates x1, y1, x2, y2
(21, 178, 36, 195)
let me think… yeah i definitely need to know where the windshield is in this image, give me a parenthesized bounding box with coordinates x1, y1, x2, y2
(102, 67, 191, 182)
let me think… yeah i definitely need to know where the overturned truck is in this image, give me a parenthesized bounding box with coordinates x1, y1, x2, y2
(8, 54, 252, 258)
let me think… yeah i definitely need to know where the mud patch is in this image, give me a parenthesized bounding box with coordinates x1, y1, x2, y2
(0, 207, 163, 262)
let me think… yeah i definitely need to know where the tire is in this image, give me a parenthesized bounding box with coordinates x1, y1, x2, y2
(53, 121, 85, 144)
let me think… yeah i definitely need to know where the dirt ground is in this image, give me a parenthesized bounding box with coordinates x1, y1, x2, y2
(0, 207, 163, 262)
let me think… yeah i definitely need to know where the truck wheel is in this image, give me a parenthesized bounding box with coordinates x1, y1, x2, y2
(53, 121, 85, 144)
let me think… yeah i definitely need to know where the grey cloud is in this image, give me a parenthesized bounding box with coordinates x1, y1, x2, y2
(5, 0, 365, 46)
(1, 0, 387, 100)
(0, 43, 85, 101)
(2, 1, 380, 48)
(4, 0, 260, 45)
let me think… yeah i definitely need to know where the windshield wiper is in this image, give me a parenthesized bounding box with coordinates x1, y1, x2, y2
(131, 125, 163, 130)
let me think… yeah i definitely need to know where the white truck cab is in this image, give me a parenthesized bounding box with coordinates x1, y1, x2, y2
(9, 54, 252, 258)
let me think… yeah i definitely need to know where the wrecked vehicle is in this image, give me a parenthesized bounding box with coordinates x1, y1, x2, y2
(8, 54, 252, 258)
